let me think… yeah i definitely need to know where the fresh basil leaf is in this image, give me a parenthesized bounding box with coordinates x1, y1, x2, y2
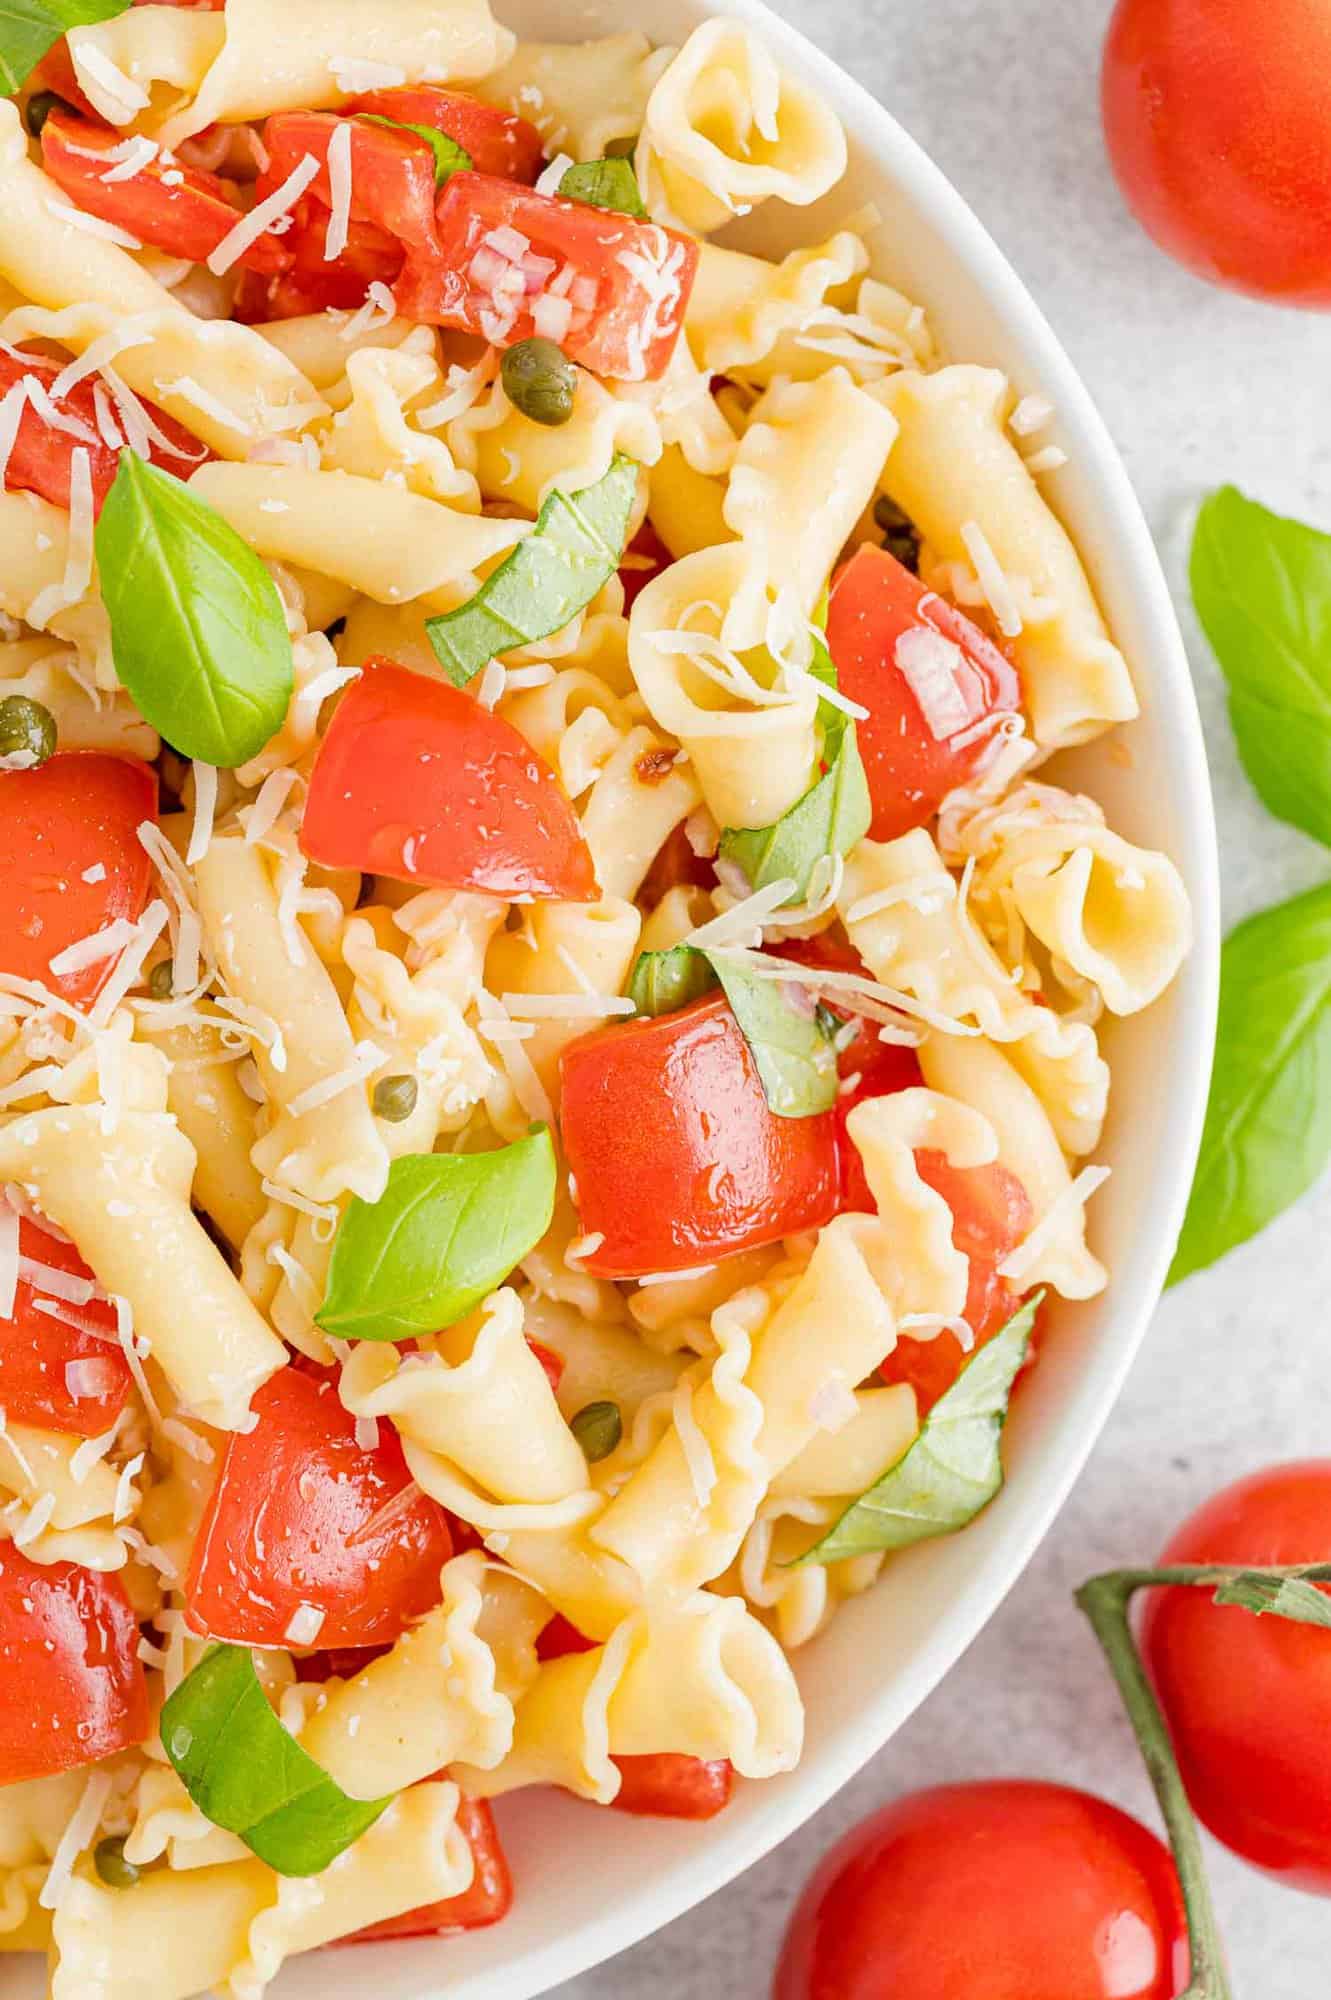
(318, 1127, 557, 1342)
(161, 1645, 390, 1876)
(719, 723, 870, 904)
(359, 112, 471, 185)
(1191, 485, 1331, 847)
(797, 1293, 1041, 1565)
(628, 943, 718, 1017)
(1212, 1571, 1331, 1628)
(0, 0, 127, 95)
(427, 456, 637, 687)
(1169, 882, 1331, 1284)
(94, 453, 292, 766)
(559, 156, 647, 219)
(706, 948, 838, 1118)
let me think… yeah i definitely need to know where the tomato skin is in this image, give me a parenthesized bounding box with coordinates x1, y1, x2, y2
(184, 1365, 453, 1651)
(827, 546, 1022, 841)
(27, 41, 98, 118)
(1, 754, 157, 1007)
(233, 203, 403, 321)
(350, 87, 546, 184)
(41, 108, 289, 274)
(611, 1755, 734, 1820)
(396, 173, 698, 382)
(346, 1798, 513, 1941)
(559, 993, 841, 1278)
(1103, 0, 1331, 308)
(527, 1338, 565, 1394)
(0, 1207, 130, 1436)
(0, 347, 207, 514)
(262, 113, 440, 254)
(0, 1547, 150, 1784)
(301, 659, 600, 902)
(637, 818, 715, 912)
(1142, 1460, 1331, 1893)
(774, 1782, 1189, 2000)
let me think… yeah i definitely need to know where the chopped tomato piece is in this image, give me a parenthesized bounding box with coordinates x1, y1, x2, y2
(828, 545, 1022, 841)
(301, 659, 600, 902)
(638, 820, 716, 913)
(26, 41, 98, 119)
(1, 754, 157, 1009)
(528, 1338, 565, 1393)
(611, 1755, 735, 1820)
(232, 203, 403, 320)
(619, 518, 673, 613)
(536, 1612, 598, 1661)
(560, 993, 841, 1278)
(351, 86, 546, 184)
(0, 1204, 129, 1436)
(184, 1365, 453, 1651)
(347, 1799, 513, 1941)
(0, 346, 207, 514)
(395, 173, 698, 382)
(0, 1547, 149, 1784)
(41, 108, 289, 274)
(294, 1643, 392, 1685)
(262, 112, 440, 254)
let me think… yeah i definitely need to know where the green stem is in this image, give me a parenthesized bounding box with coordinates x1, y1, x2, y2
(1075, 1561, 1331, 2000)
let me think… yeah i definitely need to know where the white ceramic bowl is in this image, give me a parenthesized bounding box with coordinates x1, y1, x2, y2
(17, 4, 1220, 1996)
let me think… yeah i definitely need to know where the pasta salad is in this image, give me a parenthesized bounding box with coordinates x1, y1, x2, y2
(0, 3, 1191, 1994)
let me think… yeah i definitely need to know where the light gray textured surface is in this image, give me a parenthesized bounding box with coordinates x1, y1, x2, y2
(553, 0, 1331, 1993)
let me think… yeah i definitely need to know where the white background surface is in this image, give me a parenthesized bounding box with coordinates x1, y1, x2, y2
(554, 0, 1331, 1992)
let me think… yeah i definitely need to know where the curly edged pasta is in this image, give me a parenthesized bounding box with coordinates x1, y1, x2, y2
(476, 32, 674, 163)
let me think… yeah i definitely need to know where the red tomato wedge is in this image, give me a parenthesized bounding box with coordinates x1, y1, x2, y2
(351, 86, 546, 184)
(41, 108, 289, 274)
(828, 545, 1022, 841)
(559, 993, 841, 1278)
(637, 819, 716, 913)
(528, 1338, 565, 1393)
(301, 659, 600, 902)
(184, 1365, 453, 1651)
(0, 345, 207, 514)
(262, 113, 441, 254)
(611, 1755, 735, 1820)
(0, 1204, 130, 1436)
(395, 173, 698, 383)
(0, 1546, 149, 1784)
(233, 202, 404, 321)
(26, 40, 99, 119)
(1, 753, 156, 1008)
(347, 1799, 513, 1941)
(536, 1611, 598, 1661)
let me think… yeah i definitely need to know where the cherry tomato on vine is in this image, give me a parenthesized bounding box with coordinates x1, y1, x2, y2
(1142, 1459, 1331, 1894)
(1102, 0, 1331, 306)
(773, 1781, 1189, 1999)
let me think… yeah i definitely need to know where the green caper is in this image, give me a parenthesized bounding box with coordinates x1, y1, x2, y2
(604, 133, 638, 158)
(570, 1399, 622, 1463)
(24, 92, 61, 140)
(0, 695, 56, 769)
(873, 494, 921, 574)
(373, 1073, 419, 1123)
(501, 337, 577, 428)
(93, 1837, 141, 1890)
(148, 959, 174, 1000)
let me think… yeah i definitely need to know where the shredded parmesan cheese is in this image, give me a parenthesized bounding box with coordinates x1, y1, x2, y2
(997, 1166, 1112, 1284)
(284, 1602, 326, 1647)
(29, 446, 94, 628)
(672, 1378, 717, 1505)
(960, 521, 1024, 639)
(501, 993, 636, 1020)
(1009, 393, 1054, 437)
(39, 1770, 113, 1911)
(186, 762, 217, 866)
(45, 199, 141, 248)
(283, 1041, 386, 1119)
(324, 120, 354, 263)
(208, 152, 321, 275)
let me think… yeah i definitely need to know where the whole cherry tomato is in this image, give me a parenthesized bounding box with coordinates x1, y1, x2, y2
(773, 1781, 1189, 1999)
(1142, 1459, 1331, 1893)
(1102, 0, 1331, 306)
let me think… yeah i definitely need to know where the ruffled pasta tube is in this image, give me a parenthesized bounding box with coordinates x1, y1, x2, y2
(629, 542, 820, 827)
(188, 464, 527, 611)
(141, 1023, 265, 1252)
(687, 233, 868, 377)
(724, 369, 898, 621)
(68, 8, 224, 130)
(876, 367, 1139, 748)
(196, 836, 390, 1207)
(459, 1593, 803, 1803)
(320, 344, 480, 508)
(647, 444, 734, 561)
(447, 369, 661, 514)
(769, 1384, 919, 1500)
(0, 492, 108, 670)
(476, 33, 674, 162)
(641, 20, 847, 234)
(0, 1108, 283, 1431)
(1004, 825, 1191, 1016)
(487, 899, 642, 1096)
(920, 1032, 1108, 1300)
(340, 1288, 590, 1510)
(159, 0, 513, 145)
(0, 1422, 134, 1571)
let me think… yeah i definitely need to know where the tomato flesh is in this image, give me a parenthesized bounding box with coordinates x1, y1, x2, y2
(42, 107, 289, 274)
(1142, 1460, 1331, 1893)
(559, 992, 841, 1278)
(827, 545, 1022, 841)
(1103, 0, 1331, 308)
(0, 1206, 130, 1436)
(0, 346, 207, 514)
(301, 658, 599, 901)
(184, 1365, 453, 1651)
(350, 87, 546, 184)
(611, 1755, 734, 1820)
(0, 1546, 149, 1784)
(262, 113, 441, 254)
(774, 1781, 1189, 2000)
(234, 202, 403, 321)
(347, 1798, 512, 1941)
(0, 754, 157, 1008)
(395, 173, 698, 382)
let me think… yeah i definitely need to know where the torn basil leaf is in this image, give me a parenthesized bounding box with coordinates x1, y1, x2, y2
(707, 949, 838, 1118)
(0, 0, 128, 97)
(359, 113, 471, 186)
(796, 1293, 1041, 1565)
(160, 1645, 390, 1876)
(427, 455, 637, 687)
(318, 1126, 557, 1342)
(627, 944, 719, 1017)
(559, 156, 647, 218)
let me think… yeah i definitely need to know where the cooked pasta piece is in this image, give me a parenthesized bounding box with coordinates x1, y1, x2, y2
(68, 7, 225, 132)
(476, 32, 674, 161)
(0, 1421, 134, 1572)
(446, 367, 661, 514)
(686, 233, 868, 377)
